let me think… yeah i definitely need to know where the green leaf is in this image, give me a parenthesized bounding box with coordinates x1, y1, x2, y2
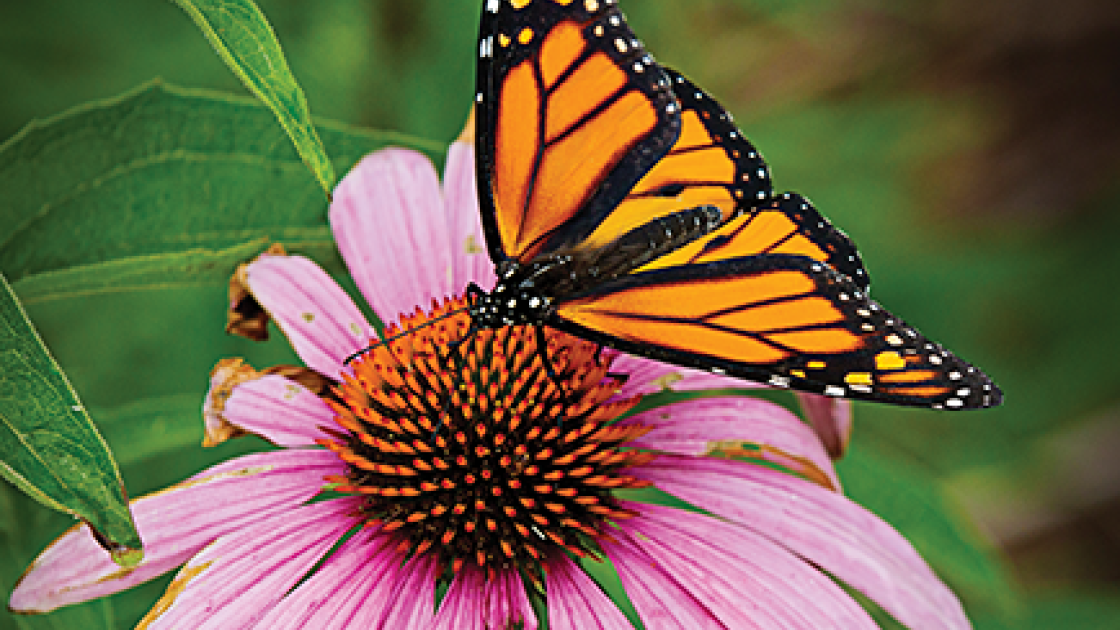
(169, 0, 336, 194)
(0, 273, 141, 567)
(839, 442, 1021, 621)
(0, 81, 442, 299)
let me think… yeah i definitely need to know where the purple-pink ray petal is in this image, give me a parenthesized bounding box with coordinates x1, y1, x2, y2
(442, 141, 497, 291)
(603, 539, 727, 629)
(247, 531, 410, 629)
(217, 374, 336, 447)
(370, 552, 438, 629)
(330, 147, 459, 326)
(609, 353, 761, 399)
(245, 254, 375, 377)
(432, 564, 535, 630)
(10, 450, 341, 613)
(430, 564, 481, 630)
(795, 392, 852, 459)
(141, 497, 360, 630)
(622, 396, 839, 490)
(637, 454, 970, 630)
(546, 554, 634, 630)
(616, 502, 878, 629)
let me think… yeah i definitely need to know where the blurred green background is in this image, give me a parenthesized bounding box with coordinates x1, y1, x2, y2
(2, 0, 1119, 628)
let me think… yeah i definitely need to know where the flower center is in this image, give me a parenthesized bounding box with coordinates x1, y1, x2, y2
(320, 296, 652, 578)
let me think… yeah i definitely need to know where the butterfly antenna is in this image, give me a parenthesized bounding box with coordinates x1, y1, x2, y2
(343, 304, 473, 366)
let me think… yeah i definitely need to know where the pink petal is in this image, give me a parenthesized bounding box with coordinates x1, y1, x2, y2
(546, 554, 634, 630)
(609, 353, 761, 399)
(603, 538, 727, 629)
(637, 454, 970, 630)
(330, 148, 460, 325)
(622, 396, 840, 491)
(796, 392, 853, 459)
(217, 374, 336, 447)
(372, 553, 439, 628)
(245, 254, 375, 377)
(433, 564, 537, 630)
(442, 141, 497, 291)
(613, 502, 878, 629)
(10, 450, 341, 613)
(142, 497, 359, 629)
(248, 531, 415, 629)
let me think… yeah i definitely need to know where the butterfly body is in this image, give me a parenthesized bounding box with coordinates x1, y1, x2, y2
(469, 204, 724, 328)
(469, 0, 1001, 409)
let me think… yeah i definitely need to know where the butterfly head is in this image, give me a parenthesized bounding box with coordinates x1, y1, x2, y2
(467, 260, 557, 329)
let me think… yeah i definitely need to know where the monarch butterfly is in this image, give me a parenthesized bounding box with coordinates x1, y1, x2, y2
(459, 0, 1000, 410)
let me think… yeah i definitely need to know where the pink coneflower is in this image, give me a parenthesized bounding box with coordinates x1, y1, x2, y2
(10, 141, 969, 629)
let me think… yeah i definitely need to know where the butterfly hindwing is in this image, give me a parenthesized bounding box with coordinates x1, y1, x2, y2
(552, 254, 999, 409)
(476, 0, 679, 263)
(635, 192, 871, 290)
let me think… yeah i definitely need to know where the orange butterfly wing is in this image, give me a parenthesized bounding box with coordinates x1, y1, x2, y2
(476, 1, 678, 262)
(639, 192, 870, 290)
(574, 69, 772, 250)
(554, 254, 1000, 409)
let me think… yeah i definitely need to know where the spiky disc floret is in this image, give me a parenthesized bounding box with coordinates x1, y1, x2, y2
(319, 296, 651, 578)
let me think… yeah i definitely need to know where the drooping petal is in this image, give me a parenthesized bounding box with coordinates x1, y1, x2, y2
(221, 374, 336, 447)
(612, 502, 878, 629)
(637, 454, 970, 630)
(546, 554, 634, 630)
(247, 530, 414, 629)
(10, 450, 341, 613)
(622, 396, 840, 491)
(442, 141, 497, 291)
(609, 353, 760, 399)
(796, 392, 853, 459)
(330, 148, 460, 325)
(139, 497, 360, 630)
(244, 254, 375, 377)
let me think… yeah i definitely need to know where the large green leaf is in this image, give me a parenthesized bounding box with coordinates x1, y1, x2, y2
(0, 81, 441, 301)
(170, 0, 336, 194)
(0, 274, 141, 567)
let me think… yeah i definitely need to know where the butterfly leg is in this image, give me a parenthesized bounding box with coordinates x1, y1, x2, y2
(533, 324, 580, 427)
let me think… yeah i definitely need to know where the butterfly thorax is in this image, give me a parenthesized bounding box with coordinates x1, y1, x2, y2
(468, 259, 560, 328)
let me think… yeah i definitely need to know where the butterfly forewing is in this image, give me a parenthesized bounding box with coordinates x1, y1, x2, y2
(572, 68, 773, 250)
(476, 0, 679, 262)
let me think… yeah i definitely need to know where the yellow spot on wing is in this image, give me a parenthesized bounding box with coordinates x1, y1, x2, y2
(499, 33, 511, 48)
(518, 27, 534, 45)
(790, 369, 806, 379)
(845, 372, 873, 386)
(512, 0, 532, 8)
(807, 361, 826, 369)
(876, 351, 905, 371)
